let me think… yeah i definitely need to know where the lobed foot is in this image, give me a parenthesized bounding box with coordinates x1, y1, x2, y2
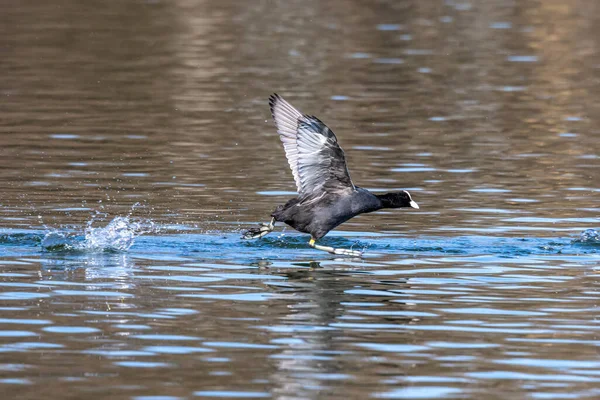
(309, 237, 364, 258)
(332, 248, 363, 257)
(241, 219, 275, 240)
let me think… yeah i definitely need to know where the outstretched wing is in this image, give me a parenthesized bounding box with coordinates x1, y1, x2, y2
(269, 93, 303, 192)
(269, 93, 355, 197)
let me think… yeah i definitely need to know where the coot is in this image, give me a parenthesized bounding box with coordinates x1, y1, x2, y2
(242, 94, 419, 257)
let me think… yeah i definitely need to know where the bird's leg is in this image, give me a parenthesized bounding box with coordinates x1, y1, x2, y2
(308, 237, 363, 257)
(241, 218, 276, 240)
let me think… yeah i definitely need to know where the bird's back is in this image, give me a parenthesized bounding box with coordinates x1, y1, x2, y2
(273, 188, 381, 239)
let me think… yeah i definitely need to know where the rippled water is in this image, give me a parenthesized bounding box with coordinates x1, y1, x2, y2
(1, 0, 600, 399)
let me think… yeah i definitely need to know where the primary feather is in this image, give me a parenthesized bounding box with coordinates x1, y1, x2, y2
(269, 93, 355, 198)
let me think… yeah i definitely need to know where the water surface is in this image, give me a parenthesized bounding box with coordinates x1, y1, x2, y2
(1, 0, 599, 399)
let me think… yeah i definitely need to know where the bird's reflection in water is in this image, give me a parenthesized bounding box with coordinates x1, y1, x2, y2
(261, 260, 416, 399)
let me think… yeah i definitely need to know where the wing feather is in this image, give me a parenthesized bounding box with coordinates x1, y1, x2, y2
(269, 94, 303, 191)
(269, 94, 355, 197)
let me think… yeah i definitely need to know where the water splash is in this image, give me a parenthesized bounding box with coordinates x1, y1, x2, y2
(42, 216, 158, 252)
(83, 216, 157, 251)
(574, 229, 600, 246)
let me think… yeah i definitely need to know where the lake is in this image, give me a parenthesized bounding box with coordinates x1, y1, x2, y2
(0, 0, 599, 399)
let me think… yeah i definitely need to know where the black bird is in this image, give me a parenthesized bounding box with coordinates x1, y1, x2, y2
(242, 94, 419, 256)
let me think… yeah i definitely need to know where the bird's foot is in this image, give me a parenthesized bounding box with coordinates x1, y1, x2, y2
(241, 225, 272, 240)
(241, 219, 275, 240)
(309, 237, 364, 257)
(331, 248, 363, 257)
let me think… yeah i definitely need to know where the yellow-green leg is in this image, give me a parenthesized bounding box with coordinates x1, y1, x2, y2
(308, 237, 363, 257)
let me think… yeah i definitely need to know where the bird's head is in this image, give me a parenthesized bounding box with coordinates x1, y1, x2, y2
(378, 190, 419, 209)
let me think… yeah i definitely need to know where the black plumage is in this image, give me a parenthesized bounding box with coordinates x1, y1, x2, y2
(242, 93, 419, 256)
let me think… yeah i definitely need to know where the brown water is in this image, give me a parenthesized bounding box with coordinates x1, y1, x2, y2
(1, 0, 599, 399)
